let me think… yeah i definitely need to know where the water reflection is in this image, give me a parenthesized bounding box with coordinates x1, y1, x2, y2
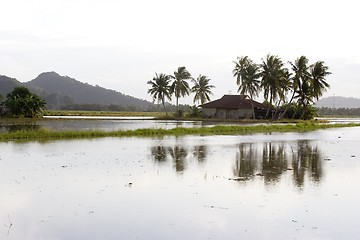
(292, 140, 322, 186)
(151, 140, 323, 186)
(261, 142, 289, 184)
(151, 144, 208, 173)
(234, 141, 322, 186)
(168, 146, 188, 173)
(2, 129, 360, 240)
(232, 142, 290, 183)
(193, 145, 207, 163)
(233, 143, 257, 180)
(150, 146, 167, 162)
(0, 123, 41, 132)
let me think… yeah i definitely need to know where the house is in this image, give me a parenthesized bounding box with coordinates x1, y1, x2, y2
(201, 95, 271, 119)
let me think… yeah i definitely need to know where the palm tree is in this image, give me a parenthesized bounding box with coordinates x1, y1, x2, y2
(233, 56, 260, 99)
(296, 77, 314, 107)
(278, 56, 309, 119)
(147, 73, 172, 114)
(170, 66, 192, 112)
(260, 54, 289, 118)
(290, 56, 312, 106)
(191, 75, 215, 106)
(310, 61, 331, 101)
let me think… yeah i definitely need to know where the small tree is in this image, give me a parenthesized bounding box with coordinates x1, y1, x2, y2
(3, 86, 46, 118)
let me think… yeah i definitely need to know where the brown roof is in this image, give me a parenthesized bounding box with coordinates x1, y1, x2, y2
(202, 95, 268, 110)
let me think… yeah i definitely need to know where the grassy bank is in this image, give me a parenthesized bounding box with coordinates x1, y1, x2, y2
(1, 122, 360, 141)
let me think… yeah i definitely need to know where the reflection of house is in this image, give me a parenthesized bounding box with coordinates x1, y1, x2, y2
(201, 95, 270, 119)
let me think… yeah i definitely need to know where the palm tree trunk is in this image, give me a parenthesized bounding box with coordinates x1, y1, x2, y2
(251, 103, 255, 119)
(265, 93, 273, 119)
(279, 89, 297, 119)
(162, 97, 168, 116)
(176, 96, 179, 113)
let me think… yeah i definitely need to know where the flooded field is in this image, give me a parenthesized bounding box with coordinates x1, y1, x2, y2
(2, 117, 360, 133)
(0, 119, 202, 133)
(1, 127, 360, 239)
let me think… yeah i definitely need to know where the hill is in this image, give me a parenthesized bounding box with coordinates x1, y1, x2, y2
(0, 75, 23, 99)
(1, 72, 154, 110)
(315, 96, 360, 109)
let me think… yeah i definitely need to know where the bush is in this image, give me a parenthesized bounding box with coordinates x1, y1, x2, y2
(3, 86, 46, 118)
(282, 103, 317, 120)
(187, 105, 202, 118)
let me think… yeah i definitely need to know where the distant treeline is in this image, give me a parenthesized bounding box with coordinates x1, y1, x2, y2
(317, 107, 360, 117)
(60, 103, 190, 112)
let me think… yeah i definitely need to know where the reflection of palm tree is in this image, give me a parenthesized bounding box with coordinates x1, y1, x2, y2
(150, 146, 167, 163)
(193, 145, 207, 162)
(261, 142, 288, 184)
(292, 140, 322, 186)
(233, 143, 257, 179)
(168, 146, 188, 173)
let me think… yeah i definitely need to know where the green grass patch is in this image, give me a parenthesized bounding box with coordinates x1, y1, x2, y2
(1, 122, 360, 142)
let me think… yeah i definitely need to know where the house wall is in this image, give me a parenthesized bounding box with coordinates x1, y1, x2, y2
(202, 108, 253, 119)
(202, 108, 216, 118)
(237, 109, 253, 119)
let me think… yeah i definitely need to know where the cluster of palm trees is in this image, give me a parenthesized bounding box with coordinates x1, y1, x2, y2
(147, 66, 215, 114)
(233, 55, 331, 119)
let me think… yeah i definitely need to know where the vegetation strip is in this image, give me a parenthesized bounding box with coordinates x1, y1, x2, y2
(1, 123, 360, 141)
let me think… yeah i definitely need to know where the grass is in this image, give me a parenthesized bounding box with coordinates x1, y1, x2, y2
(1, 122, 360, 142)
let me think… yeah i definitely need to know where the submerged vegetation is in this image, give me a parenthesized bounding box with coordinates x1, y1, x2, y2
(1, 122, 360, 141)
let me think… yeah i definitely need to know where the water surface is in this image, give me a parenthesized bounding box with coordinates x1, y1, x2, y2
(1, 127, 360, 239)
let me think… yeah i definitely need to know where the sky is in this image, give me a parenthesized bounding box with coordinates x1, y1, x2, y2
(1, 0, 360, 105)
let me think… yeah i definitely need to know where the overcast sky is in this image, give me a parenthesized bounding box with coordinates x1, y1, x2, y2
(1, 0, 359, 104)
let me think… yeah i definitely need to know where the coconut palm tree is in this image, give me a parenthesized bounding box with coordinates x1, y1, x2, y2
(170, 66, 192, 112)
(260, 55, 289, 118)
(233, 56, 260, 99)
(278, 56, 310, 119)
(233, 56, 249, 87)
(310, 61, 331, 101)
(191, 75, 215, 106)
(147, 73, 172, 114)
(289, 56, 310, 103)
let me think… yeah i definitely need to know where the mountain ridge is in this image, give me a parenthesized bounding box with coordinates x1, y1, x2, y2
(315, 96, 360, 108)
(0, 72, 153, 110)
